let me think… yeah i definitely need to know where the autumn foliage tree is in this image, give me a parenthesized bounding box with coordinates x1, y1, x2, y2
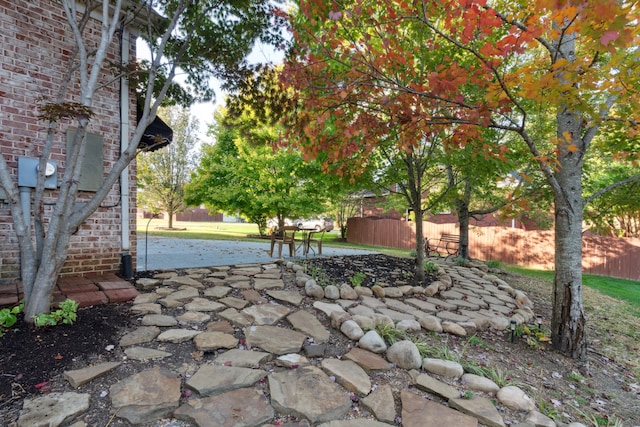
(284, 0, 640, 358)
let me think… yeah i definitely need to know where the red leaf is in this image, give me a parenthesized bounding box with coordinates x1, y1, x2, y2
(600, 30, 619, 46)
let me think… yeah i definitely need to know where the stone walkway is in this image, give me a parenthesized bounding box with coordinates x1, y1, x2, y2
(16, 259, 587, 427)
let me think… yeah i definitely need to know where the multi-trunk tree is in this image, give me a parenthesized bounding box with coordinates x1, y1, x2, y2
(283, 0, 640, 358)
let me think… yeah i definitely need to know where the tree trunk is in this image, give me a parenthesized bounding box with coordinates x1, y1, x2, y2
(455, 179, 472, 259)
(414, 207, 425, 282)
(168, 211, 174, 229)
(457, 204, 470, 260)
(552, 115, 587, 359)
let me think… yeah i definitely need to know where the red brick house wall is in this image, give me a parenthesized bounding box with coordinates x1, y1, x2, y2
(0, 0, 138, 281)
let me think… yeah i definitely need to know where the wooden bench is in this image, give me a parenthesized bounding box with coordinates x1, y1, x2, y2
(425, 233, 460, 258)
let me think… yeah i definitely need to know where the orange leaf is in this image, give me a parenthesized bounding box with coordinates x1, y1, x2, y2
(562, 130, 572, 142)
(54, 354, 63, 360)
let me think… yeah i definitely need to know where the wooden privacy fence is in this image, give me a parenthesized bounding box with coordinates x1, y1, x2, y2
(346, 217, 640, 281)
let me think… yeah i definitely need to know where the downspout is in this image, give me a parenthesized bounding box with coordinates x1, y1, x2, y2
(119, 23, 133, 278)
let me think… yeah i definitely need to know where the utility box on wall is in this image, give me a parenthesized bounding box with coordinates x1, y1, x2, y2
(67, 130, 103, 192)
(17, 157, 58, 189)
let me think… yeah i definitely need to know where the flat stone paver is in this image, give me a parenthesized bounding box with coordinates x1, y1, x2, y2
(269, 366, 352, 424)
(245, 325, 307, 355)
(174, 388, 274, 427)
(287, 310, 330, 343)
(186, 365, 267, 396)
(401, 391, 478, 427)
(243, 303, 291, 325)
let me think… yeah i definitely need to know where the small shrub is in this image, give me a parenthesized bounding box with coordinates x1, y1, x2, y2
(33, 299, 78, 327)
(349, 272, 366, 287)
(304, 263, 334, 288)
(409, 249, 417, 257)
(0, 301, 24, 336)
(424, 260, 439, 273)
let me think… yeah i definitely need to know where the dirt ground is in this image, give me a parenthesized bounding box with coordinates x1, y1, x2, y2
(0, 254, 638, 426)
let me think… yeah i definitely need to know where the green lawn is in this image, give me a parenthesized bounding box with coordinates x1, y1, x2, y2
(506, 265, 640, 311)
(138, 219, 640, 308)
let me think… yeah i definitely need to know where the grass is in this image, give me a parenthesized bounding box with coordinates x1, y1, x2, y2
(506, 264, 640, 379)
(505, 265, 640, 312)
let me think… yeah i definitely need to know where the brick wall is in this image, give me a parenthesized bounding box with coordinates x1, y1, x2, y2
(0, 0, 138, 281)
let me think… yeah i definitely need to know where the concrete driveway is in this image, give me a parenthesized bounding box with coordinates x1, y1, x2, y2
(136, 236, 377, 271)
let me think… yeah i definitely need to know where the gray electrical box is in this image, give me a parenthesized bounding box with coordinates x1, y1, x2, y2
(18, 157, 58, 189)
(67, 130, 103, 192)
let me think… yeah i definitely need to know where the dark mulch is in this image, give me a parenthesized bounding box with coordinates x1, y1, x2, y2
(0, 304, 131, 401)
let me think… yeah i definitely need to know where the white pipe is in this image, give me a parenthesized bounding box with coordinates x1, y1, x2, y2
(120, 25, 130, 251)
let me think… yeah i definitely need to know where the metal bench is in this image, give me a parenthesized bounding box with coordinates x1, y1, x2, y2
(425, 233, 460, 258)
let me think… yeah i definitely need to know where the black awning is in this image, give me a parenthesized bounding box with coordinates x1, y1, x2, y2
(137, 105, 173, 152)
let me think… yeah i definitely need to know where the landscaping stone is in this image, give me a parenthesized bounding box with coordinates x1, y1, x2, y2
(449, 397, 506, 427)
(321, 358, 371, 396)
(110, 367, 181, 424)
(386, 340, 422, 370)
(185, 364, 267, 396)
(422, 358, 465, 378)
(18, 392, 90, 427)
(401, 391, 478, 427)
(63, 362, 121, 388)
(269, 366, 352, 424)
(174, 388, 274, 427)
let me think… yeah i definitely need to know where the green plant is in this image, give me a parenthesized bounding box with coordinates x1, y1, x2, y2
(422, 343, 460, 362)
(462, 362, 491, 377)
(574, 396, 588, 406)
(409, 249, 417, 257)
(454, 256, 471, 267)
(349, 272, 366, 287)
(410, 336, 431, 358)
(33, 299, 78, 327)
(483, 367, 514, 388)
(0, 301, 24, 336)
(423, 260, 439, 273)
(303, 263, 334, 288)
(567, 371, 586, 383)
(461, 390, 474, 399)
(466, 334, 489, 349)
(538, 400, 561, 421)
(375, 322, 407, 345)
(486, 260, 501, 269)
(570, 404, 626, 427)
